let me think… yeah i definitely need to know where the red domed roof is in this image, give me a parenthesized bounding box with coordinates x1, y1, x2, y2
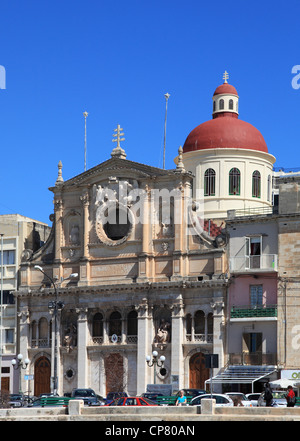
(213, 83, 238, 96)
(183, 115, 268, 154)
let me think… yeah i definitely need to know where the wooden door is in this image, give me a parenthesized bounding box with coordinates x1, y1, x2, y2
(1, 377, 9, 392)
(34, 356, 51, 396)
(189, 353, 209, 389)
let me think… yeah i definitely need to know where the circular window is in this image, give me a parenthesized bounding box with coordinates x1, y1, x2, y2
(96, 202, 134, 246)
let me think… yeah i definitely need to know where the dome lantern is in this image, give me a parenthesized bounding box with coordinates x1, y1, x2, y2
(212, 71, 239, 118)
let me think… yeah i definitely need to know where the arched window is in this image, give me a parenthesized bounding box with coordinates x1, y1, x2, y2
(109, 311, 122, 337)
(219, 99, 224, 110)
(38, 317, 48, 347)
(229, 99, 234, 110)
(92, 313, 103, 338)
(186, 314, 192, 336)
(194, 310, 205, 336)
(252, 170, 261, 198)
(229, 168, 241, 195)
(213, 100, 216, 111)
(127, 310, 137, 336)
(204, 168, 216, 196)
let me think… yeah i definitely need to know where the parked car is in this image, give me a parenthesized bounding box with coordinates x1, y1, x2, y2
(190, 393, 234, 407)
(226, 392, 252, 407)
(106, 396, 157, 406)
(175, 389, 207, 398)
(246, 393, 261, 407)
(141, 392, 163, 402)
(257, 390, 287, 407)
(105, 391, 128, 404)
(8, 394, 25, 408)
(71, 388, 104, 406)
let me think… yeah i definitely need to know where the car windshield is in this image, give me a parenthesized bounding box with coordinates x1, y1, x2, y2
(74, 389, 95, 397)
(273, 392, 286, 399)
(10, 395, 23, 401)
(142, 398, 156, 405)
(228, 393, 248, 400)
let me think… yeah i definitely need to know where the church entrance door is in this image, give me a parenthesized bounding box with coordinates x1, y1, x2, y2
(104, 353, 124, 395)
(189, 352, 209, 389)
(34, 356, 51, 397)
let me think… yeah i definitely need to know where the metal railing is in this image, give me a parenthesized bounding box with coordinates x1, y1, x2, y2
(230, 254, 278, 272)
(231, 304, 277, 318)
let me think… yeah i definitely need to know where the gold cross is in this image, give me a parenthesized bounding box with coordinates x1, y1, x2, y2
(112, 124, 125, 148)
(223, 70, 229, 83)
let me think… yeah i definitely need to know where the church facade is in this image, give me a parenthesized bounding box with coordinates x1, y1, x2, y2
(15, 74, 277, 397)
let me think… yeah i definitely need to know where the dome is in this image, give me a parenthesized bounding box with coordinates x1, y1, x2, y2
(213, 83, 238, 96)
(183, 116, 268, 154)
(183, 76, 268, 154)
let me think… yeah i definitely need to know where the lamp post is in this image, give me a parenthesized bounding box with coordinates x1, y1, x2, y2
(146, 350, 166, 384)
(34, 265, 78, 395)
(11, 354, 29, 394)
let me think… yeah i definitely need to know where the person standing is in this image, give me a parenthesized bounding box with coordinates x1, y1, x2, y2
(264, 381, 273, 407)
(286, 385, 296, 407)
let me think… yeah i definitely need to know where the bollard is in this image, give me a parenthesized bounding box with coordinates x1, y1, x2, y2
(68, 399, 84, 416)
(201, 398, 216, 415)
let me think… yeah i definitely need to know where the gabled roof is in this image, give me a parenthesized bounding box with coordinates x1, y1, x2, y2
(50, 157, 192, 190)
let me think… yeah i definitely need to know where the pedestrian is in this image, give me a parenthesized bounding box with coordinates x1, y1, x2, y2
(286, 385, 296, 407)
(176, 390, 187, 406)
(264, 381, 273, 407)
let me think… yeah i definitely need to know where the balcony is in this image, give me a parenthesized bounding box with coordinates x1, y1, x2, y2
(228, 352, 277, 365)
(230, 254, 278, 273)
(231, 304, 277, 319)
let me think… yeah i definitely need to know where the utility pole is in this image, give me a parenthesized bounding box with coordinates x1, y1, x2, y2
(163, 93, 170, 169)
(83, 111, 88, 171)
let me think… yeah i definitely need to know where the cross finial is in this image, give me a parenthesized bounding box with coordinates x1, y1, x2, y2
(223, 70, 229, 83)
(111, 124, 126, 159)
(112, 124, 125, 148)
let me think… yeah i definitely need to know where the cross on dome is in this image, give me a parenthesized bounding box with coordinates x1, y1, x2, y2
(223, 71, 229, 83)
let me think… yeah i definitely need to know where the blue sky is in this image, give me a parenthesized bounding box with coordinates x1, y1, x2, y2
(0, 0, 300, 225)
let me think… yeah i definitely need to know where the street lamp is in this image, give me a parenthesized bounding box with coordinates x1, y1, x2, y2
(146, 350, 166, 384)
(11, 353, 29, 369)
(12, 354, 29, 394)
(34, 265, 78, 395)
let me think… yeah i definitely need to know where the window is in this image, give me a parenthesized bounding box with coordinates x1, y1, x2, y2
(109, 311, 122, 336)
(245, 236, 261, 269)
(243, 333, 262, 353)
(204, 168, 216, 196)
(252, 170, 261, 198)
(3, 250, 15, 265)
(229, 99, 234, 110)
(250, 285, 263, 306)
(127, 310, 137, 335)
(219, 99, 224, 110)
(229, 168, 240, 195)
(92, 313, 103, 337)
(194, 310, 205, 335)
(5, 329, 14, 344)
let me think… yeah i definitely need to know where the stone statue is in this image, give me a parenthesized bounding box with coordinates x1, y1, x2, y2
(155, 319, 171, 343)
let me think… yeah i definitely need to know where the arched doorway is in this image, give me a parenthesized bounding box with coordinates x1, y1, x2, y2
(34, 356, 51, 397)
(104, 353, 124, 395)
(189, 352, 209, 389)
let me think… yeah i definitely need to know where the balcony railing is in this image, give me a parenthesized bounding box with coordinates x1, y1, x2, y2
(229, 352, 277, 365)
(230, 254, 278, 273)
(231, 305, 277, 319)
(186, 334, 213, 343)
(90, 335, 138, 345)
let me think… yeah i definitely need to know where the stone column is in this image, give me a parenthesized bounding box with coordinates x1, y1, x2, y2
(210, 299, 225, 377)
(18, 310, 30, 394)
(76, 308, 88, 388)
(136, 299, 149, 395)
(137, 184, 151, 282)
(170, 297, 184, 390)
